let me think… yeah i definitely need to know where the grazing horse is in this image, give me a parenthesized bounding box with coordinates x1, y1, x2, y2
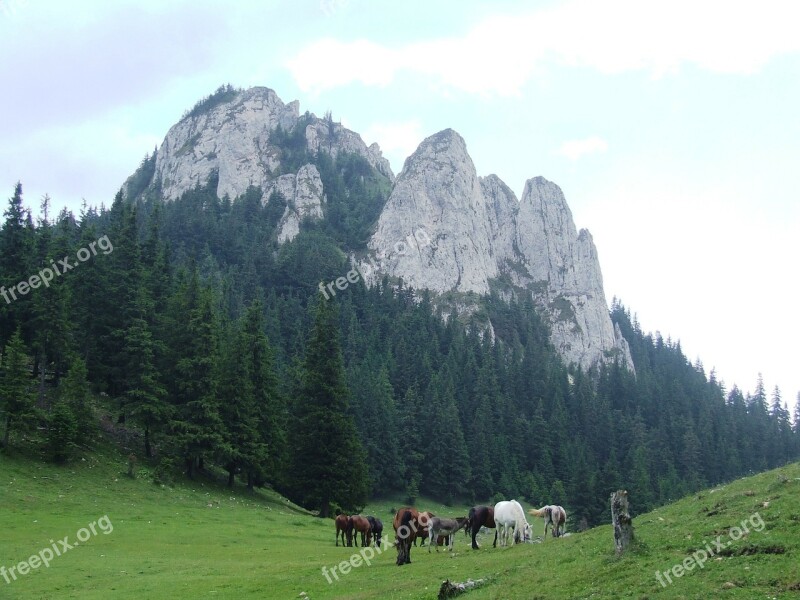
(335, 513, 349, 547)
(413, 511, 435, 546)
(393, 508, 422, 565)
(347, 515, 372, 547)
(466, 505, 497, 550)
(529, 505, 567, 538)
(494, 500, 531, 547)
(366, 516, 383, 546)
(428, 517, 469, 552)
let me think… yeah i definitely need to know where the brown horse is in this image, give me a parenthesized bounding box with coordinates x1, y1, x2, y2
(347, 515, 372, 547)
(393, 508, 422, 565)
(466, 505, 497, 550)
(414, 511, 435, 546)
(335, 513, 349, 547)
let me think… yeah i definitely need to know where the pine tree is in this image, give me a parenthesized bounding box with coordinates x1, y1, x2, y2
(0, 184, 35, 345)
(47, 398, 78, 463)
(123, 312, 169, 459)
(171, 276, 227, 478)
(289, 299, 369, 517)
(242, 301, 285, 489)
(794, 392, 800, 434)
(0, 329, 35, 449)
(58, 357, 94, 440)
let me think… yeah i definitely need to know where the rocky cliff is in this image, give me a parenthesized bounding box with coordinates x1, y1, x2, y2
(365, 129, 634, 371)
(133, 86, 393, 242)
(132, 86, 631, 372)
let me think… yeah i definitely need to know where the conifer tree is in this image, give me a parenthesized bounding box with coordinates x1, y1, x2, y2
(171, 274, 226, 478)
(243, 301, 285, 488)
(289, 299, 368, 517)
(0, 329, 35, 449)
(58, 357, 94, 440)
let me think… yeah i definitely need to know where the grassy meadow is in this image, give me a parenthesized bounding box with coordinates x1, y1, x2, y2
(2, 445, 799, 599)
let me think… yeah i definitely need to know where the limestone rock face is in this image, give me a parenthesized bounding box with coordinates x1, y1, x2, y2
(365, 129, 497, 294)
(305, 120, 394, 182)
(153, 87, 298, 201)
(265, 164, 325, 244)
(148, 87, 393, 203)
(367, 130, 634, 372)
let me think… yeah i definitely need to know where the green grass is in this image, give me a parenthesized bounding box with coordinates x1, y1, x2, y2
(2, 445, 799, 599)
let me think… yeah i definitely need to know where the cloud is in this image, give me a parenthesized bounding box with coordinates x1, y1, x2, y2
(286, 0, 800, 95)
(556, 136, 608, 160)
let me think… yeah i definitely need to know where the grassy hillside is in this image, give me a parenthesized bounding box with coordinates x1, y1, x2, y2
(1, 446, 799, 599)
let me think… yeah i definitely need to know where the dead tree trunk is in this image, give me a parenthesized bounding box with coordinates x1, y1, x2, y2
(438, 578, 486, 599)
(611, 490, 634, 556)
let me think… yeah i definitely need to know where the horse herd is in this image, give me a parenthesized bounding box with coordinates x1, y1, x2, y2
(336, 501, 567, 566)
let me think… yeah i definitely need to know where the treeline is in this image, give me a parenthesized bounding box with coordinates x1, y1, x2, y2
(2, 156, 800, 526)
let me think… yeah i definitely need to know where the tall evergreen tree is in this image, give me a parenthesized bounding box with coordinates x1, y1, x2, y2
(0, 329, 35, 449)
(289, 299, 369, 517)
(58, 357, 94, 440)
(170, 274, 226, 478)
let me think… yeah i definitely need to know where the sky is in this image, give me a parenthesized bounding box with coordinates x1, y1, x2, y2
(1, 0, 798, 402)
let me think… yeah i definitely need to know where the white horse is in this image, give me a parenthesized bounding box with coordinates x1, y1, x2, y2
(493, 500, 531, 547)
(529, 505, 567, 538)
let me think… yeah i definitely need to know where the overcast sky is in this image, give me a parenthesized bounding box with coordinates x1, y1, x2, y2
(1, 0, 798, 402)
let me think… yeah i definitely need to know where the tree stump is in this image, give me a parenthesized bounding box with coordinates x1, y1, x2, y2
(610, 490, 634, 556)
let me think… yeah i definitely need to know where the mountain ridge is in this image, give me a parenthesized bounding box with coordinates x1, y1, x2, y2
(125, 85, 632, 372)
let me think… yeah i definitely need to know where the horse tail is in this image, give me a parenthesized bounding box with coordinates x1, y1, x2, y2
(528, 507, 546, 518)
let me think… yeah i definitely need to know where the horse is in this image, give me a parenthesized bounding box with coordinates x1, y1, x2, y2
(366, 516, 383, 546)
(347, 515, 372, 547)
(428, 516, 469, 552)
(393, 508, 422, 565)
(466, 505, 496, 550)
(335, 513, 349, 547)
(413, 511, 435, 546)
(494, 500, 531, 547)
(529, 505, 567, 538)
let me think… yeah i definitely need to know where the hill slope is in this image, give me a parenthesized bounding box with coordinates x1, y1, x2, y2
(2, 447, 798, 599)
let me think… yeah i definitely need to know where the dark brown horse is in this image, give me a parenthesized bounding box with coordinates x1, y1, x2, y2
(393, 508, 422, 565)
(347, 515, 372, 547)
(335, 513, 349, 547)
(366, 516, 383, 546)
(466, 505, 497, 550)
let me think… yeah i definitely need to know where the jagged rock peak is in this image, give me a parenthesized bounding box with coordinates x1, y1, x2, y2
(143, 85, 393, 203)
(366, 129, 498, 294)
(367, 129, 634, 373)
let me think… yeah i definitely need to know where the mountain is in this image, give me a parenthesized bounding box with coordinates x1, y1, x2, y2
(127, 86, 630, 371)
(365, 128, 633, 371)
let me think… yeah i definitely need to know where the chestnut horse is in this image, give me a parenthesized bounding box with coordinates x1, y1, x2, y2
(466, 505, 497, 550)
(335, 513, 349, 546)
(347, 515, 372, 547)
(393, 507, 424, 565)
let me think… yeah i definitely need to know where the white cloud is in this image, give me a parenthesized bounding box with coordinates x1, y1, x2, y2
(286, 0, 800, 95)
(556, 136, 608, 160)
(363, 120, 425, 174)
